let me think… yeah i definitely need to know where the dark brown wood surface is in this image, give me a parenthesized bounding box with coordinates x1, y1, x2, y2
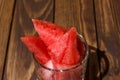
(94, 0, 120, 80)
(0, 0, 15, 79)
(0, 0, 120, 80)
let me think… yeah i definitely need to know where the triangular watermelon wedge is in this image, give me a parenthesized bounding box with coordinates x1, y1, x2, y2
(21, 36, 50, 64)
(32, 19, 67, 46)
(48, 27, 80, 65)
(61, 27, 80, 65)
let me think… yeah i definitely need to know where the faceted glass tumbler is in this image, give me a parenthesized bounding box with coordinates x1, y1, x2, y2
(34, 34, 89, 80)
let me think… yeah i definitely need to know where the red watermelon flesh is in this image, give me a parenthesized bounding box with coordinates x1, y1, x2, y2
(77, 37, 85, 60)
(48, 27, 78, 64)
(32, 19, 67, 46)
(21, 36, 50, 64)
(61, 27, 81, 65)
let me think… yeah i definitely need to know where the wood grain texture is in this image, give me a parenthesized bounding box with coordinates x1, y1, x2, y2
(94, 0, 120, 80)
(0, 0, 15, 79)
(3, 0, 54, 80)
(55, 0, 100, 80)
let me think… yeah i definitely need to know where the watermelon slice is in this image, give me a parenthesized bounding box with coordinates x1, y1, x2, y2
(32, 19, 67, 46)
(77, 37, 85, 60)
(48, 27, 80, 65)
(48, 31, 68, 63)
(21, 36, 50, 64)
(61, 27, 80, 65)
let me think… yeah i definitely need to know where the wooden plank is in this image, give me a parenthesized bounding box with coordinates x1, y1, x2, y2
(94, 0, 120, 80)
(3, 0, 54, 80)
(0, 0, 15, 79)
(55, 0, 100, 80)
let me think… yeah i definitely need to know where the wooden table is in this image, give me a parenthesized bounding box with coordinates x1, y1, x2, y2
(0, 0, 120, 80)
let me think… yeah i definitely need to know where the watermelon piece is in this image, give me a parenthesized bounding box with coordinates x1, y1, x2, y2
(61, 27, 81, 65)
(48, 27, 78, 64)
(77, 37, 85, 60)
(32, 19, 67, 46)
(21, 36, 50, 64)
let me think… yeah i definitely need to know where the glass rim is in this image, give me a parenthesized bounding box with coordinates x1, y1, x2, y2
(33, 34, 89, 72)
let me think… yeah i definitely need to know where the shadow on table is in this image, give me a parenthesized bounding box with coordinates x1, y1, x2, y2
(85, 45, 109, 80)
